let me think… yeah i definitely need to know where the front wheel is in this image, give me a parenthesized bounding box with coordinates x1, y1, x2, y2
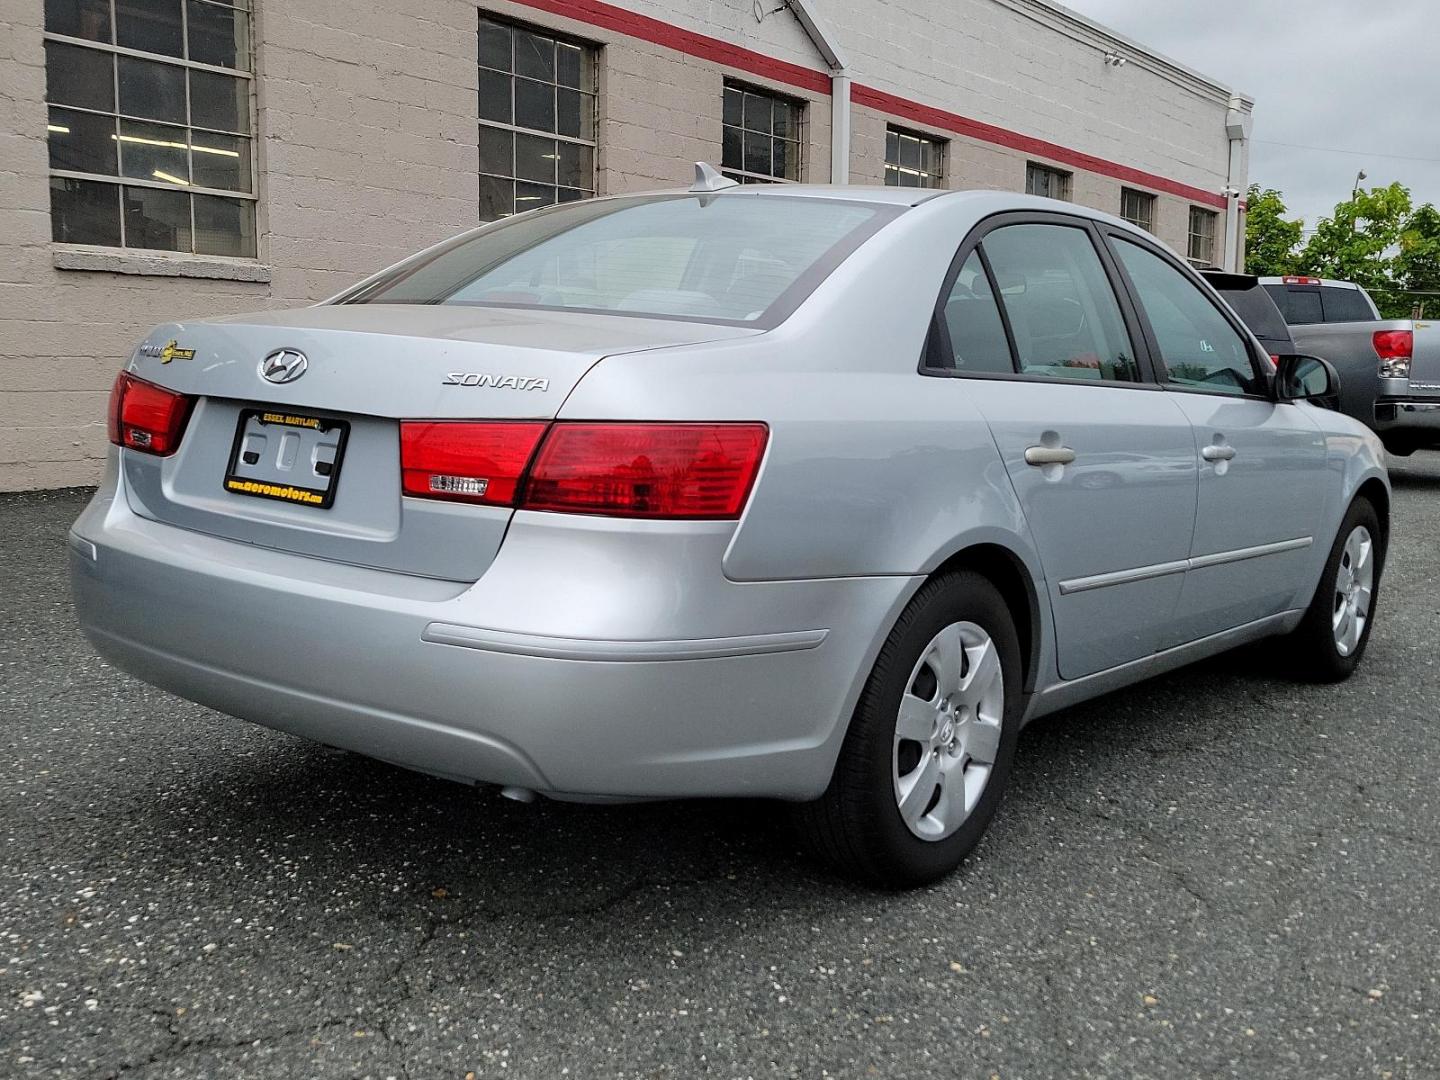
(794, 571, 1022, 888)
(1286, 498, 1384, 682)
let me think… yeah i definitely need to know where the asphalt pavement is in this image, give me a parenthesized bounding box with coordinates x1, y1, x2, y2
(2, 461, 1438, 1080)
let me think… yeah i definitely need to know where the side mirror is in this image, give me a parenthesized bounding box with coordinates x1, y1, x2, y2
(1274, 353, 1340, 406)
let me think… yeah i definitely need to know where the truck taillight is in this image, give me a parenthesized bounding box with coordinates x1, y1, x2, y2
(107, 372, 193, 456)
(521, 423, 769, 519)
(399, 421, 547, 506)
(1282, 275, 1321, 285)
(1374, 329, 1414, 379)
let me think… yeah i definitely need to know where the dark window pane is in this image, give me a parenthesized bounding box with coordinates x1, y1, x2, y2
(722, 125, 742, 172)
(193, 192, 254, 256)
(478, 125, 513, 177)
(555, 88, 590, 139)
(187, 0, 250, 69)
(45, 0, 112, 42)
(1320, 286, 1374, 323)
(478, 68, 512, 124)
(478, 18, 512, 72)
(50, 176, 120, 245)
(514, 29, 553, 80)
(557, 141, 591, 190)
(771, 138, 791, 180)
(189, 68, 248, 132)
(722, 86, 742, 128)
(742, 92, 771, 135)
(772, 101, 795, 141)
(557, 187, 585, 203)
(118, 54, 185, 123)
(743, 130, 770, 176)
(514, 181, 555, 212)
(900, 135, 920, 171)
(514, 78, 554, 133)
(116, 0, 183, 57)
(47, 106, 117, 175)
(885, 129, 898, 166)
(122, 184, 191, 250)
(118, 118, 189, 185)
(937, 251, 1014, 374)
(190, 131, 249, 192)
(45, 41, 114, 112)
(556, 42, 585, 89)
(479, 174, 513, 221)
(514, 132, 555, 183)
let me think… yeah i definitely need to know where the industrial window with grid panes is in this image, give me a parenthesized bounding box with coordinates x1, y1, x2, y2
(477, 15, 596, 221)
(1188, 206, 1218, 266)
(1025, 162, 1072, 201)
(721, 82, 802, 184)
(1120, 187, 1155, 232)
(884, 126, 944, 188)
(43, 0, 257, 257)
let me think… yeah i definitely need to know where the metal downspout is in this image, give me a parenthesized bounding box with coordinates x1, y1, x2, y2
(782, 0, 851, 183)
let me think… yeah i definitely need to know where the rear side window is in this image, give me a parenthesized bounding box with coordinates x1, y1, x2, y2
(1114, 239, 1260, 396)
(933, 251, 1014, 374)
(980, 224, 1139, 382)
(344, 194, 891, 326)
(1265, 284, 1323, 325)
(1210, 284, 1290, 342)
(1320, 286, 1376, 323)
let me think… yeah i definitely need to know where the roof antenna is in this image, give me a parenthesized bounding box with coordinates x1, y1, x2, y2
(690, 162, 738, 193)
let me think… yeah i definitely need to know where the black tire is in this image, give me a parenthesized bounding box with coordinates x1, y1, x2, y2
(1285, 497, 1384, 683)
(793, 571, 1023, 888)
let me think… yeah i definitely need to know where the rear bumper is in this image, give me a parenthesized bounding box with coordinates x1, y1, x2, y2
(69, 469, 915, 801)
(1374, 399, 1440, 445)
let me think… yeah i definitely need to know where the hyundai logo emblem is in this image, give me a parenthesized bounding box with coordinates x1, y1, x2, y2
(259, 348, 308, 384)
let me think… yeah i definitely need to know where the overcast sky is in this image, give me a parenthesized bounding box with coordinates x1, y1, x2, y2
(1062, 0, 1440, 233)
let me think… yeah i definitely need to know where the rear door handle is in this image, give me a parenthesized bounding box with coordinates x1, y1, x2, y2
(1024, 446, 1077, 466)
(1201, 444, 1237, 462)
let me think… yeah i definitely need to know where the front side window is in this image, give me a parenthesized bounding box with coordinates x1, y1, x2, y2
(1187, 207, 1218, 265)
(1025, 163, 1072, 201)
(885, 126, 944, 188)
(1120, 188, 1155, 232)
(478, 16, 596, 221)
(722, 82, 802, 184)
(932, 251, 1013, 373)
(1114, 239, 1260, 396)
(980, 223, 1137, 381)
(346, 195, 891, 325)
(44, 0, 257, 256)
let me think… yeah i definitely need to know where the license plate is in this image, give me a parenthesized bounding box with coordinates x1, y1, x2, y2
(223, 408, 349, 509)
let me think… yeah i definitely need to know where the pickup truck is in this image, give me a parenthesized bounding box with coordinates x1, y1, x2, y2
(1260, 276, 1440, 456)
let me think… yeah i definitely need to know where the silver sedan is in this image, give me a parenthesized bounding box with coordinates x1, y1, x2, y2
(70, 168, 1389, 886)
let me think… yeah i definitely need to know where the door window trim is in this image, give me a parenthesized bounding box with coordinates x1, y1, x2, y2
(1097, 225, 1275, 403)
(919, 210, 1164, 391)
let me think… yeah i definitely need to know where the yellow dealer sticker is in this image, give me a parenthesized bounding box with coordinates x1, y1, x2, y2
(224, 479, 325, 505)
(159, 340, 195, 363)
(261, 412, 323, 429)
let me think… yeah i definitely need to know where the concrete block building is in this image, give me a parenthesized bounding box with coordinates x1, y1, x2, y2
(0, 0, 1252, 490)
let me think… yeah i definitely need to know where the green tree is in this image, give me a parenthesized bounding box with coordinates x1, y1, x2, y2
(1395, 203, 1440, 318)
(1299, 182, 1413, 316)
(1243, 185, 1303, 276)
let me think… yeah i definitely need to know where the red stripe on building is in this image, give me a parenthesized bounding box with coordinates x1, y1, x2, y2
(511, 0, 833, 94)
(853, 85, 1228, 209)
(511, 0, 1229, 211)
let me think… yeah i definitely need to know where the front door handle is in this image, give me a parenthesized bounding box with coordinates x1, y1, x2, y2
(1201, 444, 1237, 462)
(1024, 446, 1077, 466)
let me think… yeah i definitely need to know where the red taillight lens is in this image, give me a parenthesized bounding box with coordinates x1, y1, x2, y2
(521, 422, 768, 519)
(107, 372, 193, 456)
(399, 421, 547, 505)
(1373, 330, 1413, 359)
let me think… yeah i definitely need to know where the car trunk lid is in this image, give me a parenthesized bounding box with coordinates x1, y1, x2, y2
(120, 305, 759, 580)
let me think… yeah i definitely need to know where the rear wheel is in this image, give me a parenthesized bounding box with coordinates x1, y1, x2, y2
(794, 571, 1022, 888)
(1286, 498, 1383, 682)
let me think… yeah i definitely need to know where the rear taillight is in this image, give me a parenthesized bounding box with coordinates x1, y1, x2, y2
(107, 372, 193, 456)
(522, 423, 768, 519)
(399, 421, 547, 505)
(1267, 354, 1280, 370)
(1374, 329, 1414, 379)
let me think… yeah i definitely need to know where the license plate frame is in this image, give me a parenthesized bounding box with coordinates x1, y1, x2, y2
(223, 408, 350, 510)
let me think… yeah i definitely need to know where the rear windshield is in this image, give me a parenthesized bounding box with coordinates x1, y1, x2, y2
(1264, 283, 1377, 325)
(344, 194, 895, 326)
(1210, 283, 1291, 341)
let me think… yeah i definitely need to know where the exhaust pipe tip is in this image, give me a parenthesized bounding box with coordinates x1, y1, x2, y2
(500, 785, 538, 804)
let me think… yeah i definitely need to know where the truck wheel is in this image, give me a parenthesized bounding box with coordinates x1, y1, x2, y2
(1285, 497, 1384, 682)
(794, 571, 1022, 888)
